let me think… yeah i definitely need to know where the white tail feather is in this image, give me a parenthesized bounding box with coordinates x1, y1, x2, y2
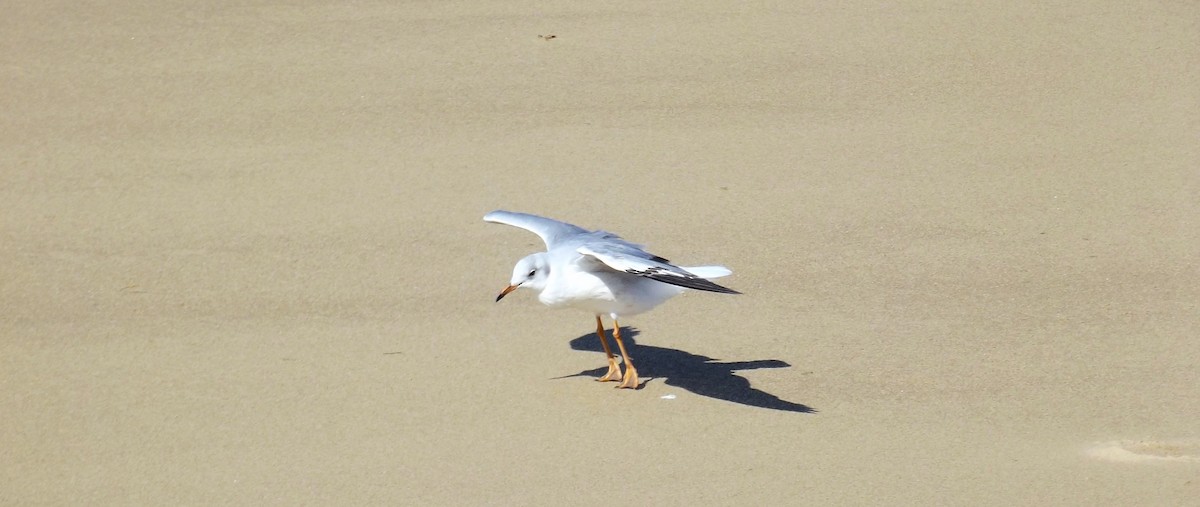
(682, 265, 732, 279)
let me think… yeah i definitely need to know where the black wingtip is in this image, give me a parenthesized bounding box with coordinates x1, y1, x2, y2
(646, 274, 742, 294)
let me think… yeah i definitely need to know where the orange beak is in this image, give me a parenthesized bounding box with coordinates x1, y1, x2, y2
(495, 284, 519, 302)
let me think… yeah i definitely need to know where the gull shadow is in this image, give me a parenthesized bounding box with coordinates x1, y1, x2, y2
(558, 327, 816, 413)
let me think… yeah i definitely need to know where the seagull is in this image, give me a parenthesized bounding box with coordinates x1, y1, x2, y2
(484, 210, 740, 389)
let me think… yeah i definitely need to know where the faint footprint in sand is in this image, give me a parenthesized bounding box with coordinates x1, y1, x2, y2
(1086, 439, 1200, 463)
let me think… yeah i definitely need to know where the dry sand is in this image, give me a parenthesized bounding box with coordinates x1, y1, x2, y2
(3, 1, 1198, 504)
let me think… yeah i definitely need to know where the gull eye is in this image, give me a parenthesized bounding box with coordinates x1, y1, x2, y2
(528, 269, 537, 277)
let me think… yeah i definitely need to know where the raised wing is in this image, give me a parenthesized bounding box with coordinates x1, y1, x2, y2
(577, 242, 741, 294)
(483, 210, 590, 249)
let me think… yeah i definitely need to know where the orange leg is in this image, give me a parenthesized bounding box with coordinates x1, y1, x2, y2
(594, 316, 622, 382)
(612, 320, 639, 389)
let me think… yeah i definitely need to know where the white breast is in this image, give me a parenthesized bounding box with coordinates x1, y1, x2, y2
(538, 266, 683, 318)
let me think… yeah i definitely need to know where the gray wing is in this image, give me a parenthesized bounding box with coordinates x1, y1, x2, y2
(483, 210, 590, 249)
(577, 241, 741, 294)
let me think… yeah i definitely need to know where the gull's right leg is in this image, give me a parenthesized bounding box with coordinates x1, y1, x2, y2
(594, 315, 622, 382)
(612, 321, 640, 389)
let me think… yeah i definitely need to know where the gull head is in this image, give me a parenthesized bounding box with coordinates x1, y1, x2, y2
(495, 252, 551, 302)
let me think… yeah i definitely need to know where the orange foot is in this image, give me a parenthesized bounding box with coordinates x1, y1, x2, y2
(597, 358, 622, 382)
(617, 365, 639, 389)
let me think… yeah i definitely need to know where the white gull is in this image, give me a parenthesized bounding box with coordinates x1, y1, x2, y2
(485, 210, 739, 389)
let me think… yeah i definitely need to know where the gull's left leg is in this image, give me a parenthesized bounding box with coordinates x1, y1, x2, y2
(611, 320, 640, 389)
(594, 316, 622, 382)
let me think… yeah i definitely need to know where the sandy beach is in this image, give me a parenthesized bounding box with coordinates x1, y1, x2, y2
(3, 1, 1198, 504)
